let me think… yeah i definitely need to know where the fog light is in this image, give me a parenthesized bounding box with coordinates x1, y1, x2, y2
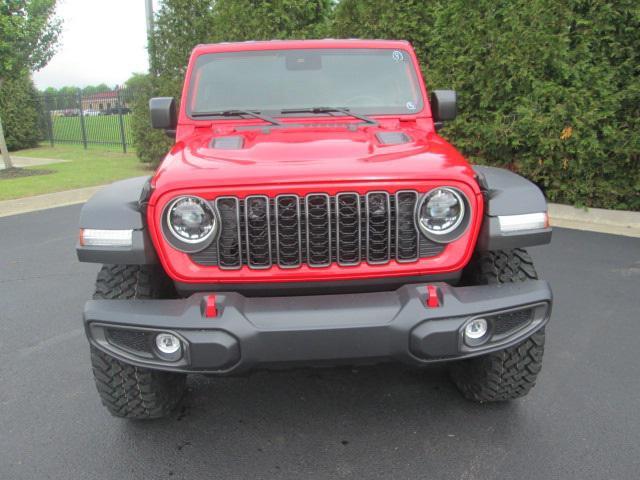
(464, 318, 488, 343)
(155, 333, 182, 361)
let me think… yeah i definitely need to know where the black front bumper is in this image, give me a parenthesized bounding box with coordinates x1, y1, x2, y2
(84, 280, 552, 373)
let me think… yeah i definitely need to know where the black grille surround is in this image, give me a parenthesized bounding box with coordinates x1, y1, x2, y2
(191, 191, 446, 269)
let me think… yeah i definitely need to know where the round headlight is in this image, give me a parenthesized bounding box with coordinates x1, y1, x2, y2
(166, 196, 217, 245)
(417, 187, 468, 241)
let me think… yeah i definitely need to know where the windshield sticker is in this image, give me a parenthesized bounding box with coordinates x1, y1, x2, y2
(406, 101, 416, 111)
(392, 50, 404, 62)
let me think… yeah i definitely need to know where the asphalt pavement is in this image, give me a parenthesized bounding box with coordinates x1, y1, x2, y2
(1, 204, 639, 480)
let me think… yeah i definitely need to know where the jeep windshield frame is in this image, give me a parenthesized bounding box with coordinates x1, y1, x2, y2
(185, 48, 425, 120)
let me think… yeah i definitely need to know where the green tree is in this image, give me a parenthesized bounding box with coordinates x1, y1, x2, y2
(126, 73, 172, 165)
(82, 83, 112, 96)
(213, 0, 332, 41)
(54, 85, 79, 109)
(0, 72, 41, 150)
(0, 0, 61, 165)
(41, 85, 58, 111)
(151, 0, 216, 94)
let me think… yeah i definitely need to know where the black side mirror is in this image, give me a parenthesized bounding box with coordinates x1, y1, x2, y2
(430, 90, 457, 130)
(149, 97, 177, 136)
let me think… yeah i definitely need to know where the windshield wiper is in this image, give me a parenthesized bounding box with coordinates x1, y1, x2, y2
(279, 107, 378, 125)
(192, 109, 282, 126)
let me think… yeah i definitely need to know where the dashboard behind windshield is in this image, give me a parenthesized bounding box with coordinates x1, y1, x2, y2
(187, 48, 424, 118)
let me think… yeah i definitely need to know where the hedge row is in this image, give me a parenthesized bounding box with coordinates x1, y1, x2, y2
(334, 0, 640, 210)
(134, 0, 639, 210)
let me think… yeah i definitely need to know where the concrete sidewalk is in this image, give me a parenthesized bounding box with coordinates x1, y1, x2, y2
(0, 156, 69, 169)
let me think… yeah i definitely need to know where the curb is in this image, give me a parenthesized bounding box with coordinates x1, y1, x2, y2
(548, 203, 640, 238)
(0, 185, 104, 218)
(1, 187, 638, 238)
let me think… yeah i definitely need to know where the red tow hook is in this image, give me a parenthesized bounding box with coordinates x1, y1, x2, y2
(426, 285, 441, 308)
(203, 294, 218, 318)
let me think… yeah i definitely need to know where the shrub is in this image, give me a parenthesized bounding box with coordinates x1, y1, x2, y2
(126, 73, 173, 166)
(0, 73, 41, 151)
(213, 0, 332, 41)
(333, 0, 640, 210)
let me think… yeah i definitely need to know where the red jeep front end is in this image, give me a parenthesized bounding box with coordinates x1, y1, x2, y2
(78, 40, 552, 418)
(147, 40, 483, 287)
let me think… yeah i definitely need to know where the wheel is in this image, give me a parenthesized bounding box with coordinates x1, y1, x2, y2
(450, 249, 546, 402)
(89, 265, 185, 419)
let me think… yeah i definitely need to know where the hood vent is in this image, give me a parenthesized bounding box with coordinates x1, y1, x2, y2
(210, 136, 244, 149)
(376, 132, 411, 145)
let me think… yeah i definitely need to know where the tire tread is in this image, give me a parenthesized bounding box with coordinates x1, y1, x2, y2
(90, 345, 185, 419)
(90, 264, 184, 419)
(452, 248, 546, 402)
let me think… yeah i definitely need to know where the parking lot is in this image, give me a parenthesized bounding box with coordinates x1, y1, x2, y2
(1, 204, 639, 479)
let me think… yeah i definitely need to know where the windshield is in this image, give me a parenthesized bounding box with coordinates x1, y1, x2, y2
(187, 48, 424, 118)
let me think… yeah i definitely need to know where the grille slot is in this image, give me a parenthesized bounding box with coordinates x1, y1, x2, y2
(190, 191, 445, 268)
(216, 197, 241, 269)
(275, 195, 302, 268)
(366, 192, 391, 264)
(245, 195, 272, 268)
(396, 191, 419, 262)
(306, 194, 332, 267)
(336, 193, 361, 265)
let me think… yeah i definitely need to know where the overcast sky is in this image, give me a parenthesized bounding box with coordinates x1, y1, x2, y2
(33, 0, 160, 89)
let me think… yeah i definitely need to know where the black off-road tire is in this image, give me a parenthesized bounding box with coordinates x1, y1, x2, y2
(93, 264, 175, 301)
(90, 345, 186, 419)
(451, 248, 546, 402)
(461, 248, 538, 285)
(90, 265, 185, 419)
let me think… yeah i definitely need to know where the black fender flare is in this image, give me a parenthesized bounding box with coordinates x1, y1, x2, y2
(76, 176, 158, 264)
(473, 166, 552, 251)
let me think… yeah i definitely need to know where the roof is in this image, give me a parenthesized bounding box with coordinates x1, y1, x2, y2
(83, 91, 119, 101)
(192, 39, 412, 55)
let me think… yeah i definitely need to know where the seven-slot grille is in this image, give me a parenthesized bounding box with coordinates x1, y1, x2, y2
(191, 191, 445, 269)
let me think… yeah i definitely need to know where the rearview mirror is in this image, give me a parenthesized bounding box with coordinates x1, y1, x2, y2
(430, 90, 457, 129)
(149, 97, 177, 134)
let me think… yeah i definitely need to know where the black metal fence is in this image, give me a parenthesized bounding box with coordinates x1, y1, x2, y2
(36, 87, 142, 152)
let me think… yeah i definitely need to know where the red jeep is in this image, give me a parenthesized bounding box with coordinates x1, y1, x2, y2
(77, 40, 552, 419)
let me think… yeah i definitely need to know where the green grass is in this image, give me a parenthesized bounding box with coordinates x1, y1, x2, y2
(51, 115, 134, 145)
(0, 144, 152, 201)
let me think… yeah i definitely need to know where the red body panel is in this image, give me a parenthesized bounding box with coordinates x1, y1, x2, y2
(147, 40, 484, 285)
